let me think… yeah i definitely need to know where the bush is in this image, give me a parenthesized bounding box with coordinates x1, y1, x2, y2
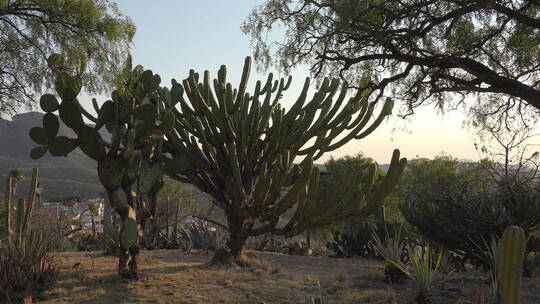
(398, 157, 540, 267)
(0, 233, 59, 302)
(178, 220, 226, 251)
(326, 219, 403, 258)
(371, 226, 408, 283)
(401, 181, 540, 266)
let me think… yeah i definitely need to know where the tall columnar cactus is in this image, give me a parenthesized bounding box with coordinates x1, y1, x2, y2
(162, 57, 407, 264)
(29, 55, 171, 278)
(3, 176, 12, 242)
(2, 168, 39, 244)
(497, 226, 526, 304)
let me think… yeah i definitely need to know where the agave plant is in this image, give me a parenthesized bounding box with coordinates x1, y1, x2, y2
(389, 246, 451, 303)
(371, 226, 407, 283)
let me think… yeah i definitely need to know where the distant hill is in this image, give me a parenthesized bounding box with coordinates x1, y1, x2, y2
(0, 112, 389, 201)
(0, 112, 102, 200)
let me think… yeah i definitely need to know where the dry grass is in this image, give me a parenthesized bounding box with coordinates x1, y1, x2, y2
(34, 250, 540, 304)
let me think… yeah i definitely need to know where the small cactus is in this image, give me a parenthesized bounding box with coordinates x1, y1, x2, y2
(497, 226, 526, 304)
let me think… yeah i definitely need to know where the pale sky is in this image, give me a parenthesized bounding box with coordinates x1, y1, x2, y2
(75, 0, 515, 164)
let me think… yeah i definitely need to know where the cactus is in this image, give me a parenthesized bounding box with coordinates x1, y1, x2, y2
(3, 177, 12, 242)
(29, 55, 170, 278)
(162, 57, 407, 264)
(2, 168, 39, 244)
(497, 226, 526, 304)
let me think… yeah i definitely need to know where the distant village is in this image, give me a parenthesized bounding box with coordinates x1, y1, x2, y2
(42, 198, 106, 234)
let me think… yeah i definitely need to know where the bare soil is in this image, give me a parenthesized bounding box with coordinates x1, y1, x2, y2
(35, 250, 540, 304)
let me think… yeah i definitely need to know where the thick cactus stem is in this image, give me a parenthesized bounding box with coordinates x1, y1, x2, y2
(497, 225, 526, 304)
(4, 177, 12, 242)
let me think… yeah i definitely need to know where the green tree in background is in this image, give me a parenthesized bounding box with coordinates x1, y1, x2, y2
(398, 153, 540, 266)
(0, 0, 135, 114)
(243, 0, 540, 123)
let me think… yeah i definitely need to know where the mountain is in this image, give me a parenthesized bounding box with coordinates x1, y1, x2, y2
(0, 112, 389, 201)
(0, 112, 102, 200)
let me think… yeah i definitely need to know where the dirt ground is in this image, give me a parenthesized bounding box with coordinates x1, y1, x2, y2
(35, 250, 540, 304)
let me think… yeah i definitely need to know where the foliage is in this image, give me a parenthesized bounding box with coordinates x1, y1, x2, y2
(0, 232, 59, 303)
(243, 0, 540, 124)
(376, 235, 450, 304)
(98, 222, 122, 256)
(72, 231, 102, 251)
(0, 0, 135, 114)
(326, 219, 401, 258)
(398, 155, 540, 266)
(178, 220, 226, 252)
(371, 226, 408, 284)
(143, 178, 198, 250)
(162, 56, 407, 264)
(1, 168, 58, 302)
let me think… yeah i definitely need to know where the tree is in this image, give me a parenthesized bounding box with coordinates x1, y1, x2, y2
(319, 154, 405, 257)
(163, 57, 407, 265)
(0, 0, 135, 114)
(243, 0, 540, 122)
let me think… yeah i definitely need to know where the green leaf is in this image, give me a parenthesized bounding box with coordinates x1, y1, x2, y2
(30, 146, 48, 159)
(40, 94, 59, 112)
(59, 100, 84, 129)
(29, 127, 48, 145)
(43, 113, 59, 139)
(48, 136, 77, 156)
(133, 104, 157, 121)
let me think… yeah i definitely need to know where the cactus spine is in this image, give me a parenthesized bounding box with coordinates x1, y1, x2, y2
(497, 226, 526, 304)
(163, 57, 407, 263)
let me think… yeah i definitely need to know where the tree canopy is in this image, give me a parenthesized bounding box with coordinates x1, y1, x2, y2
(243, 0, 540, 122)
(0, 0, 135, 114)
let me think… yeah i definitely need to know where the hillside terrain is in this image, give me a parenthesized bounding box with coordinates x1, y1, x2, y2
(0, 112, 102, 199)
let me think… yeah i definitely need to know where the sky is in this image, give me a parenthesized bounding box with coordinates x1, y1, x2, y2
(76, 0, 514, 163)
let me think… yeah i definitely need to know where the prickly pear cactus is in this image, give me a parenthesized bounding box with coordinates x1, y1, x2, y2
(29, 55, 171, 278)
(497, 225, 526, 304)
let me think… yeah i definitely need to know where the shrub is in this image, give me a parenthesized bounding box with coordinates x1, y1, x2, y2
(326, 219, 403, 258)
(98, 223, 122, 256)
(371, 226, 408, 283)
(0, 233, 59, 302)
(398, 157, 540, 266)
(178, 220, 226, 251)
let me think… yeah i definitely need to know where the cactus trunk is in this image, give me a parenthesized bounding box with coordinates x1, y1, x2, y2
(497, 226, 526, 304)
